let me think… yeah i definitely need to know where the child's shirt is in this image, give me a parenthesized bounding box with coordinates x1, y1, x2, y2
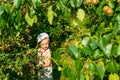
(38, 48, 52, 78)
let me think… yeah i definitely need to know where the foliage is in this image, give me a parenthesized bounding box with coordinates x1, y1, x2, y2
(0, 0, 120, 80)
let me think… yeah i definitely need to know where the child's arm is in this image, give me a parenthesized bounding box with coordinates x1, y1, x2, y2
(42, 50, 51, 68)
(37, 48, 44, 66)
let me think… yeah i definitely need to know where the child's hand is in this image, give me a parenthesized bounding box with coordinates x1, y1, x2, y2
(40, 48, 45, 53)
(38, 48, 44, 56)
(38, 52, 42, 57)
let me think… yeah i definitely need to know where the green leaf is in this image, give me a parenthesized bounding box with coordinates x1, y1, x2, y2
(31, 0, 41, 8)
(112, 27, 119, 35)
(0, 19, 5, 28)
(56, 2, 61, 10)
(56, 48, 66, 54)
(69, 73, 75, 80)
(75, 59, 82, 80)
(98, 37, 107, 52)
(117, 45, 120, 55)
(70, 0, 75, 8)
(47, 6, 54, 25)
(75, 59, 82, 71)
(63, 67, 71, 77)
(25, 12, 34, 26)
(71, 19, 78, 27)
(96, 1, 104, 16)
(105, 44, 112, 58)
(16, 10, 22, 23)
(103, 33, 113, 41)
(76, 9, 85, 21)
(0, 74, 4, 79)
(63, 7, 71, 18)
(93, 49, 101, 60)
(63, 67, 75, 80)
(13, 0, 22, 9)
(58, 66, 62, 71)
(82, 37, 90, 46)
(107, 61, 119, 73)
(90, 39, 98, 51)
(57, 0, 65, 10)
(79, 74, 85, 80)
(0, 67, 3, 74)
(111, 44, 117, 56)
(115, 6, 120, 12)
(108, 1, 115, 8)
(29, 7, 35, 18)
(75, 0, 83, 8)
(86, 62, 96, 72)
(0, 5, 4, 16)
(33, 15, 38, 23)
(61, 0, 68, 5)
(96, 63, 105, 80)
(83, 46, 92, 56)
(96, 27, 104, 36)
(116, 14, 120, 22)
(67, 45, 78, 58)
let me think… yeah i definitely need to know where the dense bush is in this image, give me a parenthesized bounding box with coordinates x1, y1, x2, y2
(0, 0, 120, 80)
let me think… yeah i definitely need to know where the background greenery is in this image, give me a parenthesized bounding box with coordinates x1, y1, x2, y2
(0, 0, 120, 80)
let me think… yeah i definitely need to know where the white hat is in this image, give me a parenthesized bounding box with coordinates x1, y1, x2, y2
(37, 32, 49, 43)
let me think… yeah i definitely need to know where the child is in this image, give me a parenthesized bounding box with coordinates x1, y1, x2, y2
(37, 32, 53, 80)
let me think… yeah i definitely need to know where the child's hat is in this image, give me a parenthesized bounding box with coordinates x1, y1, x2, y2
(37, 32, 49, 43)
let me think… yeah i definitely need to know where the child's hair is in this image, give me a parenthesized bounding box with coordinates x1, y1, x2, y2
(37, 32, 49, 43)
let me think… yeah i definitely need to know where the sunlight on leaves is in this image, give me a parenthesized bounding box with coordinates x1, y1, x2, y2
(82, 37, 90, 46)
(105, 44, 112, 58)
(47, 6, 54, 25)
(67, 45, 78, 59)
(25, 12, 37, 26)
(25, 12, 34, 26)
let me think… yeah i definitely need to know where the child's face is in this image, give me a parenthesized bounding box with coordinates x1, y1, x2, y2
(40, 38, 49, 51)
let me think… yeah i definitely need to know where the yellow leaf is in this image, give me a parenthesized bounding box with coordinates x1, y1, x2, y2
(76, 9, 85, 21)
(47, 6, 54, 25)
(58, 66, 62, 71)
(109, 73, 119, 80)
(33, 15, 38, 23)
(25, 12, 34, 26)
(85, 75, 89, 80)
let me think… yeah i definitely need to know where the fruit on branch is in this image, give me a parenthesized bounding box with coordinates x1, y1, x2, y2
(103, 6, 113, 16)
(92, 0, 99, 5)
(84, 0, 92, 5)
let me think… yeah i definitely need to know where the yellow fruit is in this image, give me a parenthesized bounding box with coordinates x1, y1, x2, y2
(117, 0, 120, 4)
(107, 8, 113, 15)
(103, 6, 109, 12)
(103, 6, 113, 16)
(84, 0, 92, 5)
(92, 0, 99, 5)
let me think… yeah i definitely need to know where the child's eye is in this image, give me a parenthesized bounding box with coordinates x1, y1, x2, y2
(41, 43, 48, 45)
